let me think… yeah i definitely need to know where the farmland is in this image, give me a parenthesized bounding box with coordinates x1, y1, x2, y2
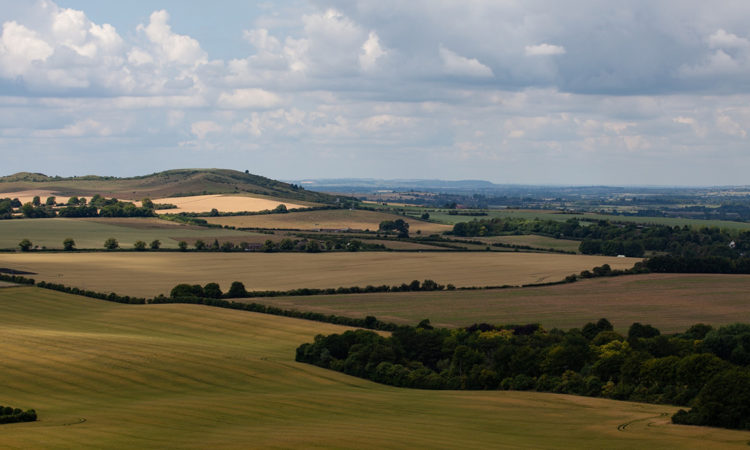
(475, 234, 582, 252)
(252, 273, 750, 332)
(2, 286, 749, 449)
(0, 218, 260, 250)
(152, 194, 308, 213)
(204, 208, 453, 234)
(0, 252, 641, 297)
(426, 209, 750, 230)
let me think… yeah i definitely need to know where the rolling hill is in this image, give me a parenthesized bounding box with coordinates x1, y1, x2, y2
(0, 169, 345, 204)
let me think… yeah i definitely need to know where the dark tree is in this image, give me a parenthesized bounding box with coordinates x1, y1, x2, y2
(134, 240, 147, 251)
(104, 237, 119, 250)
(150, 239, 161, 250)
(63, 238, 75, 251)
(18, 239, 32, 251)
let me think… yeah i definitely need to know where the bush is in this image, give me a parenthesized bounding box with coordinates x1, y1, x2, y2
(104, 238, 119, 250)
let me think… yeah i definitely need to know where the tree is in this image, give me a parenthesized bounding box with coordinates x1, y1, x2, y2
(178, 241, 188, 251)
(194, 240, 206, 250)
(306, 240, 321, 253)
(227, 281, 247, 298)
(18, 239, 32, 251)
(45, 196, 56, 206)
(209, 208, 219, 217)
(221, 241, 235, 252)
(203, 282, 223, 299)
(273, 204, 288, 213)
(150, 239, 161, 250)
(141, 198, 154, 209)
(63, 238, 76, 251)
(32, 196, 40, 206)
(104, 237, 119, 250)
(134, 240, 147, 251)
(421, 212, 430, 220)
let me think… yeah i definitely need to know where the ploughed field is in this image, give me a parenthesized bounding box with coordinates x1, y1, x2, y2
(0, 252, 640, 298)
(2, 286, 750, 449)
(252, 274, 750, 332)
(0, 218, 259, 250)
(204, 208, 453, 234)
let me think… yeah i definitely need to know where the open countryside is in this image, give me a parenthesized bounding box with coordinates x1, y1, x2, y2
(151, 194, 309, 213)
(205, 208, 453, 234)
(1, 286, 749, 449)
(0, 252, 639, 298)
(252, 273, 750, 332)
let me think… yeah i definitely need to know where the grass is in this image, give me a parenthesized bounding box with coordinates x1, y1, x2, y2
(0, 252, 641, 297)
(250, 273, 750, 332)
(204, 208, 453, 234)
(0, 218, 262, 250)
(426, 209, 750, 230)
(2, 286, 750, 448)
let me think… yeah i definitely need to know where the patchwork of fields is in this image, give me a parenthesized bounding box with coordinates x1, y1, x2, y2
(204, 208, 453, 234)
(0, 252, 641, 297)
(253, 273, 750, 332)
(2, 287, 749, 449)
(0, 218, 259, 249)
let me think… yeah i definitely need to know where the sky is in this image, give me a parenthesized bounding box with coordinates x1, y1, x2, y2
(0, 1, 749, 185)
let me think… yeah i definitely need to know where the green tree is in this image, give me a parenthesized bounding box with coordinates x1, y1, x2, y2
(141, 198, 154, 209)
(104, 237, 119, 250)
(134, 240, 147, 251)
(203, 282, 223, 299)
(194, 240, 206, 250)
(227, 281, 247, 298)
(149, 239, 161, 250)
(45, 196, 56, 206)
(177, 241, 188, 251)
(273, 204, 288, 213)
(18, 238, 32, 251)
(63, 238, 75, 251)
(32, 196, 40, 206)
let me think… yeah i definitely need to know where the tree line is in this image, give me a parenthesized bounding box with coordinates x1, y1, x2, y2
(296, 319, 750, 431)
(0, 405, 37, 424)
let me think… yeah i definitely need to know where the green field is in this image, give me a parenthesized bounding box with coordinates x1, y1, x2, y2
(0, 252, 641, 297)
(249, 273, 750, 332)
(426, 210, 750, 230)
(0, 218, 260, 250)
(2, 286, 749, 448)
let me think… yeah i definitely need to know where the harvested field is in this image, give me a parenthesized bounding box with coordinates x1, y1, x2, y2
(253, 274, 750, 332)
(205, 208, 453, 234)
(0, 189, 59, 204)
(0, 217, 260, 249)
(0, 252, 640, 297)
(475, 234, 581, 252)
(153, 194, 307, 213)
(2, 286, 749, 448)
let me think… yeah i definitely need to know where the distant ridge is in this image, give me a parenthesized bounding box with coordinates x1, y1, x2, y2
(0, 169, 344, 204)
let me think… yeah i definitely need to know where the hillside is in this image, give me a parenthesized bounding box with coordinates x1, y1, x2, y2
(0, 169, 345, 204)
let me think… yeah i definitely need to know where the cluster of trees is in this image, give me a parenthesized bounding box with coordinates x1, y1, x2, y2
(168, 279, 456, 302)
(452, 217, 750, 259)
(296, 320, 750, 431)
(0, 406, 37, 424)
(379, 219, 410, 238)
(3, 194, 159, 219)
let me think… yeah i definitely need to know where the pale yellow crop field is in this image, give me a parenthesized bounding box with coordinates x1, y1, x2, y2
(205, 208, 453, 234)
(0, 252, 641, 297)
(0, 189, 59, 204)
(153, 194, 307, 213)
(3, 287, 749, 448)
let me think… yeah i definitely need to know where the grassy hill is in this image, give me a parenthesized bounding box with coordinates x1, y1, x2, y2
(0, 168, 344, 204)
(2, 286, 749, 448)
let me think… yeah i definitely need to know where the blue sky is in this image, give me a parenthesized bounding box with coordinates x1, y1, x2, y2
(0, 0, 749, 185)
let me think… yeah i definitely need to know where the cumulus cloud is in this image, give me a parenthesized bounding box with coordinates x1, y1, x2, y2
(525, 43, 566, 56)
(217, 88, 281, 109)
(0, 21, 54, 77)
(137, 10, 206, 67)
(439, 46, 493, 78)
(359, 31, 386, 71)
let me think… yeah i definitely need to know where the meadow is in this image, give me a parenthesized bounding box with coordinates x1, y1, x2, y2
(426, 209, 750, 230)
(0, 252, 640, 298)
(0, 218, 259, 250)
(251, 273, 750, 332)
(1, 286, 749, 449)
(475, 234, 582, 252)
(204, 208, 453, 234)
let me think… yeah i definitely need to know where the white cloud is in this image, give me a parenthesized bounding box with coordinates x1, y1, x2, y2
(137, 10, 207, 67)
(191, 120, 223, 139)
(708, 29, 750, 49)
(439, 46, 493, 78)
(0, 21, 53, 77)
(525, 43, 566, 56)
(359, 31, 387, 71)
(217, 88, 281, 109)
